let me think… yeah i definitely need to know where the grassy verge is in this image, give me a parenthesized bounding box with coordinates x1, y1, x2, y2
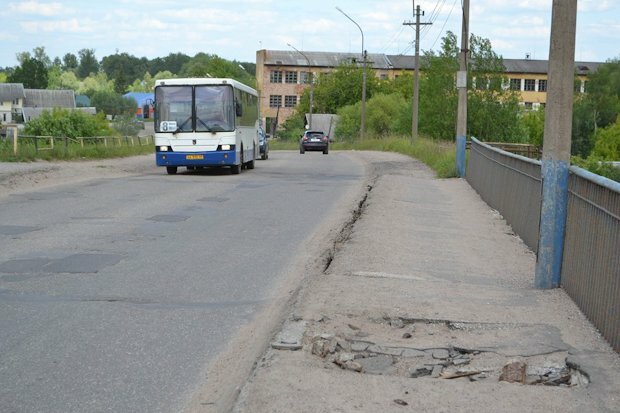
(0, 138, 154, 162)
(270, 136, 458, 178)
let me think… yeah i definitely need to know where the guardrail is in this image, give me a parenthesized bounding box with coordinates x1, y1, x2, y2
(467, 137, 619, 352)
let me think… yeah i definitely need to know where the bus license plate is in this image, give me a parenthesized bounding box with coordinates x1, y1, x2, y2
(186, 155, 204, 160)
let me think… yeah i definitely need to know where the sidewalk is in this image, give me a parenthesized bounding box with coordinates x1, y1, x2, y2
(233, 152, 620, 412)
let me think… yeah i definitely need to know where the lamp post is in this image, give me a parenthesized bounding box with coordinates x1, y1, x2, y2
(287, 43, 314, 130)
(336, 6, 366, 140)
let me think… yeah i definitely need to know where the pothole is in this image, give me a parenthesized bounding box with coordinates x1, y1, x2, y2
(302, 316, 589, 387)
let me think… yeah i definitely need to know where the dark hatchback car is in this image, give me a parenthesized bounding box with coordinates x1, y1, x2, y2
(258, 128, 269, 160)
(300, 130, 329, 154)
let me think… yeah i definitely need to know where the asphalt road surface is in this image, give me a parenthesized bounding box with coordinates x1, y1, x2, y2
(0, 151, 366, 412)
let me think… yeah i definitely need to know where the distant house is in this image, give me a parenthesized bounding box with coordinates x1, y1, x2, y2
(0, 83, 26, 124)
(22, 89, 76, 121)
(123, 92, 154, 119)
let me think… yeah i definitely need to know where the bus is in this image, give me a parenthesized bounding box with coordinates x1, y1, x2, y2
(154, 78, 259, 174)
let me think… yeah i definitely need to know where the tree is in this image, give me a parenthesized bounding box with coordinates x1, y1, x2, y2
(62, 53, 78, 71)
(8, 57, 48, 88)
(91, 90, 136, 118)
(571, 58, 620, 157)
(101, 52, 148, 91)
(33, 46, 52, 68)
(419, 32, 459, 140)
(179, 53, 255, 87)
(77, 48, 100, 79)
(78, 72, 114, 96)
(148, 52, 190, 75)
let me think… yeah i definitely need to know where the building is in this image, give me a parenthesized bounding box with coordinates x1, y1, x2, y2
(256, 50, 407, 133)
(0, 83, 25, 123)
(22, 89, 76, 121)
(502, 58, 600, 110)
(256, 49, 602, 130)
(0, 84, 96, 124)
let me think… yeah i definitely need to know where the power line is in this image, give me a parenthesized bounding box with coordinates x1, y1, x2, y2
(429, 0, 459, 51)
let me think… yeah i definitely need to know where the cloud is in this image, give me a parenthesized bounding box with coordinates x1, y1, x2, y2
(8, 1, 67, 16)
(21, 19, 94, 33)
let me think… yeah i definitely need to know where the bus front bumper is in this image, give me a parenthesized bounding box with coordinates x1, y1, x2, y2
(156, 150, 238, 167)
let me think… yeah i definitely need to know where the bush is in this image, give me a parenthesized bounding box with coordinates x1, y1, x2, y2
(24, 108, 112, 138)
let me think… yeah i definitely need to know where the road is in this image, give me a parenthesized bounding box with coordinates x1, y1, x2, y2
(0, 151, 367, 413)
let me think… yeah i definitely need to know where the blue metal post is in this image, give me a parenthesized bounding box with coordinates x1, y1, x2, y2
(456, 135, 466, 177)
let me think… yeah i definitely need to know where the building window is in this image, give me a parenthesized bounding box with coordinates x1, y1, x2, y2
(270, 70, 282, 83)
(524, 79, 536, 91)
(583, 81, 589, 93)
(524, 102, 533, 110)
(510, 78, 521, 91)
(300, 71, 312, 84)
(380, 74, 388, 80)
(269, 95, 282, 108)
(284, 95, 297, 108)
(538, 79, 547, 92)
(285, 71, 298, 84)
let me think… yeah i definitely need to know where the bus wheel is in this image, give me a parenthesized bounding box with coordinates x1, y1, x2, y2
(166, 166, 178, 175)
(247, 147, 255, 169)
(231, 164, 241, 174)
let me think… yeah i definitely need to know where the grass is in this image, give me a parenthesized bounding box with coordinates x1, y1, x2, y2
(270, 136, 459, 178)
(0, 136, 154, 162)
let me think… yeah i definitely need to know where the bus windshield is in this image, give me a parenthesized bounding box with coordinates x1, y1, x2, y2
(155, 85, 235, 133)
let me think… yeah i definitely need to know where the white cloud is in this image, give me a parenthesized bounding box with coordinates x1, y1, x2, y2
(8, 1, 67, 16)
(20, 19, 93, 33)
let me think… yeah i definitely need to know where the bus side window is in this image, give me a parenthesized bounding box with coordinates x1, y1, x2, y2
(235, 101, 243, 117)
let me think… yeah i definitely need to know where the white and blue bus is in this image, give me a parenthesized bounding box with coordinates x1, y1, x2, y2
(154, 78, 259, 174)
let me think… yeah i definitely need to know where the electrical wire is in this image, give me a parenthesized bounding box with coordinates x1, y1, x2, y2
(428, 0, 459, 51)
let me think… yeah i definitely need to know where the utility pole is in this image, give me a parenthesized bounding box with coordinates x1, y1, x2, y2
(455, 0, 469, 177)
(403, 2, 431, 141)
(534, 0, 577, 289)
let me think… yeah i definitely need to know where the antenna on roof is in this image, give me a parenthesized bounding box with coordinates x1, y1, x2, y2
(525, 52, 531, 60)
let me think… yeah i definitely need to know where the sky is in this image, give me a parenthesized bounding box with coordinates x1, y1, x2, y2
(1, 0, 618, 69)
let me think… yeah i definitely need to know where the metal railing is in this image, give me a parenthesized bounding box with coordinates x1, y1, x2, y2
(467, 138, 542, 252)
(467, 137, 620, 352)
(562, 166, 620, 352)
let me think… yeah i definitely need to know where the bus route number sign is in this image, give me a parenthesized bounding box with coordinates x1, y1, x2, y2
(161, 121, 177, 132)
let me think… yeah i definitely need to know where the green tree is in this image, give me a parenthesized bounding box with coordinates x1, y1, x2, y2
(91, 90, 136, 118)
(571, 58, 620, 157)
(78, 72, 114, 95)
(419, 32, 459, 140)
(148, 52, 191, 75)
(591, 116, 620, 159)
(179, 53, 255, 87)
(32, 46, 52, 68)
(77, 48, 100, 79)
(297, 62, 376, 116)
(8, 57, 48, 88)
(522, 108, 545, 147)
(62, 53, 78, 71)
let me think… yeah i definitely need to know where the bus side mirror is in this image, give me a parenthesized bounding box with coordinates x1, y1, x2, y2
(235, 101, 243, 117)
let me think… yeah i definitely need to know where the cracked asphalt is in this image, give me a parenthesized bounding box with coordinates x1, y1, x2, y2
(222, 151, 620, 413)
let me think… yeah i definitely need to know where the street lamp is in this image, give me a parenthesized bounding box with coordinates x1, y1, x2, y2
(336, 6, 366, 140)
(287, 43, 314, 130)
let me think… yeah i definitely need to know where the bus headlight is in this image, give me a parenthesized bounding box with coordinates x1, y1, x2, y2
(221, 144, 231, 150)
(158, 146, 168, 152)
